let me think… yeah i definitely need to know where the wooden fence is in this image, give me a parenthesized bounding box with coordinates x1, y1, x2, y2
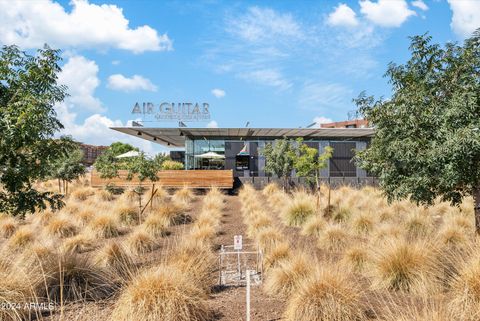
(90, 169, 234, 189)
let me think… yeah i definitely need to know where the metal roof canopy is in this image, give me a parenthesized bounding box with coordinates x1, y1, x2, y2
(110, 127, 375, 148)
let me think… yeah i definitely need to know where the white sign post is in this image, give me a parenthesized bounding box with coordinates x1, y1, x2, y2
(246, 269, 252, 321)
(234, 235, 243, 279)
(234, 235, 243, 250)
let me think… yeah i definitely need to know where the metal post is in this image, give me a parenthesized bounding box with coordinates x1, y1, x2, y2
(237, 249, 241, 280)
(246, 270, 251, 321)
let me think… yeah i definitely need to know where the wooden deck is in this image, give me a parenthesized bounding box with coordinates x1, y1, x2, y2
(90, 169, 234, 189)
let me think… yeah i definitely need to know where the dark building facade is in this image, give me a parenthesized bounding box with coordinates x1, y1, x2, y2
(79, 143, 108, 166)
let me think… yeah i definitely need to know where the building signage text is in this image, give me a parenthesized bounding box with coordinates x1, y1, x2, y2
(132, 102, 210, 121)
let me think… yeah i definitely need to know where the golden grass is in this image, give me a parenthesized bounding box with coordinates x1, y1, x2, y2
(256, 227, 283, 254)
(301, 215, 326, 236)
(126, 230, 158, 255)
(95, 242, 135, 280)
(264, 253, 313, 298)
(0, 218, 18, 238)
(369, 239, 439, 294)
(141, 214, 169, 237)
(63, 234, 95, 254)
(317, 223, 351, 252)
(115, 203, 140, 225)
(87, 214, 121, 238)
(282, 191, 316, 226)
(341, 245, 369, 271)
(111, 265, 210, 321)
(263, 241, 291, 271)
(8, 226, 35, 249)
(284, 266, 366, 321)
(46, 216, 78, 238)
(70, 187, 96, 201)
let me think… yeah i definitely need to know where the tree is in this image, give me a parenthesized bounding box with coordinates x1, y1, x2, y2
(355, 31, 480, 232)
(262, 139, 296, 190)
(293, 138, 333, 192)
(94, 142, 138, 179)
(49, 143, 86, 195)
(0, 45, 73, 216)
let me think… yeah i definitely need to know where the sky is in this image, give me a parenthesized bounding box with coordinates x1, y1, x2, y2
(1, 0, 479, 154)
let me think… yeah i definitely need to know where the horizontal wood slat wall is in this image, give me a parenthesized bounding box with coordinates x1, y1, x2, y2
(90, 170, 234, 188)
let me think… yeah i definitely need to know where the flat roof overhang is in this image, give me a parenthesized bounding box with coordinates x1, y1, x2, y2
(110, 127, 375, 148)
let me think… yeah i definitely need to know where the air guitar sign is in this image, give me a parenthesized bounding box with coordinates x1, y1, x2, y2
(132, 102, 210, 121)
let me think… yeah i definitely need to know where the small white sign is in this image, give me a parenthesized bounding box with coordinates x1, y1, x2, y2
(234, 235, 243, 250)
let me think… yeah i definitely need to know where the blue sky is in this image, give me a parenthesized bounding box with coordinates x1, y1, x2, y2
(1, 0, 479, 153)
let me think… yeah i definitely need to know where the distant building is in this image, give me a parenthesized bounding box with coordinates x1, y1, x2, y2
(79, 143, 108, 166)
(170, 150, 185, 164)
(320, 119, 370, 129)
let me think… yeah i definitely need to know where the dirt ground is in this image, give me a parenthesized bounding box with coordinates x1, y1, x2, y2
(40, 192, 294, 321)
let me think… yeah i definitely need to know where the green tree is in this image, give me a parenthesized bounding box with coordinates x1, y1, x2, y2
(355, 31, 480, 232)
(50, 143, 86, 195)
(293, 138, 333, 191)
(262, 138, 296, 190)
(0, 45, 73, 216)
(94, 142, 138, 178)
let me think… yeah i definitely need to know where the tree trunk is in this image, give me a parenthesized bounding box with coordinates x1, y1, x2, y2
(474, 187, 480, 235)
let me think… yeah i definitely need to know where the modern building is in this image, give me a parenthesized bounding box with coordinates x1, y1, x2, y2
(111, 127, 375, 184)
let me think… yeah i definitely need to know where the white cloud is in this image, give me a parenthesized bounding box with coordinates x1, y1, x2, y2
(228, 6, 302, 42)
(411, 0, 428, 11)
(360, 0, 416, 27)
(206, 120, 218, 128)
(107, 74, 157, 92)
(313, 116, 334, 126)
(211, 88, 226, 98)
(111, 60, 120, 65)
(239, 69, 292, 91)
(327, 3, 359, 27)
(58, 55, 103, 112)
(299, 82, 353, 111)
(447, 0, 480, 38)
(0, 0, 172, 53)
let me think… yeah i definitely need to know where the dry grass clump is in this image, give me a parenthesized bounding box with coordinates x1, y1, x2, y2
(256, 227, 283, 254)
(95, 242, 135, 280)
(96, 189, 115, 202)
(188, 225, 217, 245)
(87, 214, 121, 238)
(448, 249, 480, 320)
(317, 223, 351, 252)
(111, 265, 210, 321)
(437, 225, 469, 247)
(341, 245, 370, 271)
(301, 215, 326, 236)
(404, 211, 432, 240)
(46, 216, 78, 238)
(264, 253, 313, 298)
(154, 203, 188, 226)
(369, 239, 438, 294)
(0, 262, 37, 321)
(351, 212, 376, 234)
(171, 187, 195, 208)
(63, 234, 95, 254)
(141, 214, 169, 237)
(0, 218, 18, 238)
(330, 206, 352, 223)
(8, 226, 35, 249)
(169, 241, 216, 292)
(246, 214, 272, 238)
(70, 186, 96, 201)
(202, 189, 224, 212)
(76, 208, 95, 224)
(126, 230, 158, 255)
(375, 296, 454, 321)
(282, 191, 316, 226)
(284, 266, 366, 321)
(115, 203, 139, 225)
(263, 242, 291, 271)
(262, 183, 280, 196)
(38, 251, 116, 303)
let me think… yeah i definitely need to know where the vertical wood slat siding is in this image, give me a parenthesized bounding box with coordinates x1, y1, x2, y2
(90, 170, 234, 188)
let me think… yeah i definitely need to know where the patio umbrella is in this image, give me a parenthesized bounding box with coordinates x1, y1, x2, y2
(194, 151, 225, 159)
(115, 150, 140, 158)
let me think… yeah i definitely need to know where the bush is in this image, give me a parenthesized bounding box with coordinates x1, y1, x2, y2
(161, 160, 184, 170)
